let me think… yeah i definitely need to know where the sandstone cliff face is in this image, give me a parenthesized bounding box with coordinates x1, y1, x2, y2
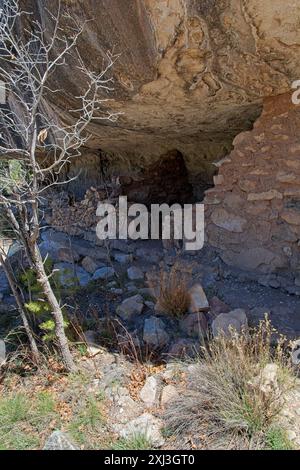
(14, 1, 300, 275)
(19, 0, 300, 186)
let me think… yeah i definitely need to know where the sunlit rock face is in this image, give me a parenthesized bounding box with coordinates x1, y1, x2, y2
(17, 0, 300, 189)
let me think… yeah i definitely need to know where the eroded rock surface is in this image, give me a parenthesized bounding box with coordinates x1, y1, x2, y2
(15, 1, 300, 194)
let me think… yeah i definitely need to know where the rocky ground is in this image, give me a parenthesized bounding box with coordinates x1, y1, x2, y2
(1, 228, 300, 450)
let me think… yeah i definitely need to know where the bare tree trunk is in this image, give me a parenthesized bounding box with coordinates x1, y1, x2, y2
(30, 243, 75, 371)
(0, 252, 40, 361)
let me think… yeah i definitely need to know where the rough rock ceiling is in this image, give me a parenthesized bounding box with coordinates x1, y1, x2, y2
(18, 0, 300, 178)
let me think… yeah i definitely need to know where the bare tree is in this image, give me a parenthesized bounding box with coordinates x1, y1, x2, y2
(0, 0, 119, 370)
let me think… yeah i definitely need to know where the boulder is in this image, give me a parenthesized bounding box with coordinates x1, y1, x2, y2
(248, 363, 280, 398)
(180, 312, 208, 339)
(127, 266, 144, 281)
(139, 376, 158, 407)
(212, 308, 248, 337)
(81, 256, 105, 274)
(43, 431, 78, 450)
(57, 247, 80, 263)
(118, 413, 165, 448)
(92, 266, 115, 281)
(209, 296, 231, 317)
(188, 284, 209, 313)
(160, 384, 178, 406)
(143, 317, 169, 349)
(116, 295, 144, 321)
(0, 269, 10, 295)
(168, 338, 198, 358)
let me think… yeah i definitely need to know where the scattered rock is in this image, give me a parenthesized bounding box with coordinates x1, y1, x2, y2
(43, 431, 78, 450)
(116, 295, 144, 321)
(82, 256, 105, 274)
(188, 284, 209, 313)
(110, 288, 123, 295)
(291, 339, 300, 365)
(168, 338, 198, 358)
(57, 247, 80, 263)
(127, 266, 144, 281)
(113, 252, 132, 264)
(160, 384, 178, 406)
(249, 363, 280, 398)
(118, 413, 165, 447)
(135, 248, 161, 263)
(180, 312, 208, 339)
(92, 266, 115, 281)
(209, 296, 230, 317)
(212, 308, 248, 337)
(83, 330, 98, 346)
(143, 316, 169, 349)
(0, 340, 6, 367)
(140, 376, 158, 407)
(109, 240, 135, 253)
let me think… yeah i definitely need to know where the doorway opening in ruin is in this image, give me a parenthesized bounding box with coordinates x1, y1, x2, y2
(118, 149, 211, 207)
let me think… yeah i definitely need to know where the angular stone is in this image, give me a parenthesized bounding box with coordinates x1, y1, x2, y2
(0, 270, 10, 294)
(118, 413, 165, 448)
(81, 256, 105, 274)
(54, 262, 91, 287)
(276, 172, 296, 183)
(212, 309, 248, 337)
(92, 266, 115, 281)
(211, 208, 247, 233)
(43, 431, 78, 450)
(116, 295, 144, 321)
(180, 312, 208, 339)
(160, 384, 178, 406)
(282, 210, 300, 225)
(222, 247, 287, 273)
(127, 266, 144, 281)
(249, 363, 279, 397)
(143, 316, 169, 349)
(209, 296, 230, 317)
(188, 284, 209, 312)
(83, 330, 97, 346)
(113, 252, 132, 264)
(168, 338, 198, 358)
(140, 376, 158, 407)
(57, 247, 80, 263)
(247, 190, 283, 201)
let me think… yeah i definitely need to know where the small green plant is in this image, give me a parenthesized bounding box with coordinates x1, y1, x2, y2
(111, 433, 152, 450)
(0, 391, 59, 450)
(67, 395, 105, 448)
(265, 426, 294, 450)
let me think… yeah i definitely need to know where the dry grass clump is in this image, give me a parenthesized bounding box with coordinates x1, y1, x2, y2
(164, 318, 296, 449)
(149, 263, 191, 318)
